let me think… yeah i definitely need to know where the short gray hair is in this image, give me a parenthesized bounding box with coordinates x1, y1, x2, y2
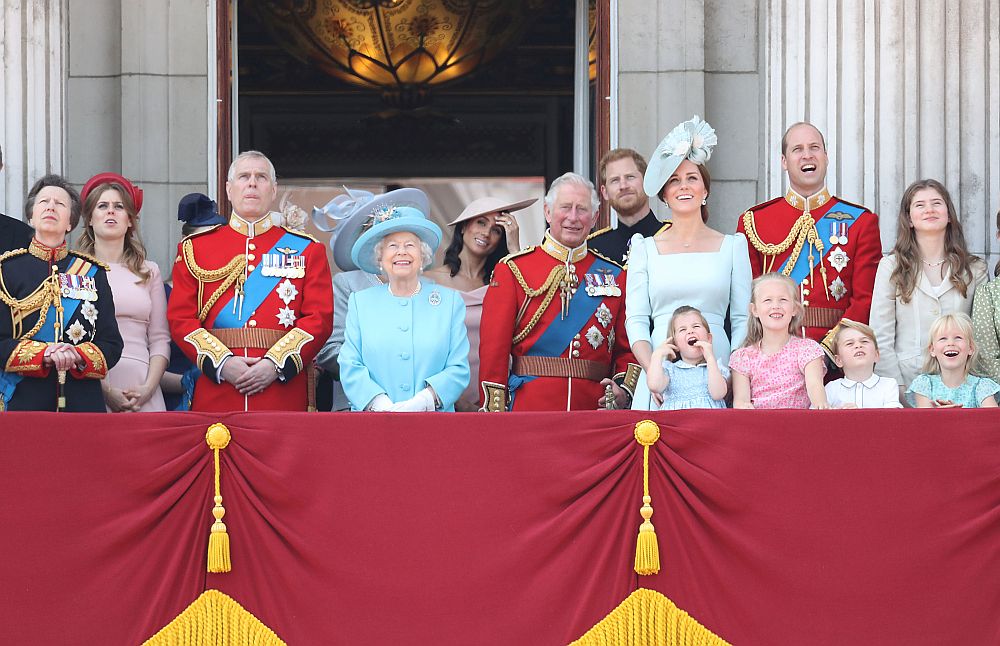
(227, 151, 276, 184)
(543, 172, 600, 214)
(373, 237, 434, 273)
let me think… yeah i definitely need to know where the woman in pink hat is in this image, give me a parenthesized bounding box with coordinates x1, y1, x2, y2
(77, 172, 170, 412)
(425, 196, 533, 411)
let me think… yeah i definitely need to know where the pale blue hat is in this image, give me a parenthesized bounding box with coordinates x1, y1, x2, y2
(351, 204, 442, 275)
(312, 187, 430, 271)
(643, 115, 718, 198)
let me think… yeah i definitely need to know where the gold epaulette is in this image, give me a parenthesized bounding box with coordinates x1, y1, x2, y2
(69, 250, 109, 271)
(653, 221, 672, 236)
(587, 226, 611, 240)
(590, 249, 624, 269)
(281, 226, 320, 244)
(181, 224, 223, 242)
(834, 196, 872, 214)
(0, 248, 29, 264)
(499, 246, 535, 265)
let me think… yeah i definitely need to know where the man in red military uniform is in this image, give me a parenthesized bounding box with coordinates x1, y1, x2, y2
(736, 122, 882, 350)
(168, 151, 332, 412)
(478, 172, 640, 411)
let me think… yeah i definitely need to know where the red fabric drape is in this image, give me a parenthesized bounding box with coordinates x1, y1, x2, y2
(1, 410, 998, 645)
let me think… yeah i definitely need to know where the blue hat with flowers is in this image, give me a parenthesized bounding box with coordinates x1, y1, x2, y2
(643, 115, 718, 198)
(312, 187, 430, 271)
(350, 201, 441, 275)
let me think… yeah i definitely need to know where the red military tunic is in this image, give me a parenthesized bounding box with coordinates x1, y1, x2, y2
(478, 232, 639, 411)
(736, 187, 882, 347)
(168, 214, 333, 412)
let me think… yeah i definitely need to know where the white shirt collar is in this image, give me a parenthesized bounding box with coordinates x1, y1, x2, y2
(839, 373, 880, 389)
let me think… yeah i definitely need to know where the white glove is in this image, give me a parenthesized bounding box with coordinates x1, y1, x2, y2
(389, 387, 436, 412)
(367, 393, 393, 412)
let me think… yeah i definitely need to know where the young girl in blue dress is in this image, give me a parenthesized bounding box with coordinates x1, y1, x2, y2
(907, 312, 1000, 408)
(646, 306, 729, 409)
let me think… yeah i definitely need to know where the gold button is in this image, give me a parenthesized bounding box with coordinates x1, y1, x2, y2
(87, 348, 94, 354)
(247, 264, 255, 271)
(572, 350, 580, 357)
(32, 341, 41, 347)
(202, 333, 209, 339)
(249, 243, 256, 251)
(247, 254, 256, 261)
(249, 319, 257, 327)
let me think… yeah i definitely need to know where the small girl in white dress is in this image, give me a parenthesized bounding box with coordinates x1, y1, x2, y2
(646, 306, 729, 410)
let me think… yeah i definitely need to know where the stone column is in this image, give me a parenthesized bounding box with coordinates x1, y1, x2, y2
(1, 0, 65, 218)
(763, 0, 1000, 263)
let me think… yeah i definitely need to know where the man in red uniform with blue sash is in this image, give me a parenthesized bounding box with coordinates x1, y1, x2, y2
(168, 151, 332, 412)
(478, 172, 640, 411)
(736, 122, 882, 351)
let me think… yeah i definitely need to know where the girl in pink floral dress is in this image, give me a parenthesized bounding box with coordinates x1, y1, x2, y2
(730, 273, 830, 409)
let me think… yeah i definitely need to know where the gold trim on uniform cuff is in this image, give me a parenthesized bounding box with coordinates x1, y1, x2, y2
(5, 339, 47, 373)
(73, 342, 108, 378)
(184, 327, 234, 372)
(264, 327, 314, 375)
(480, 381, 508, 412)
(617, 363, 642, 398)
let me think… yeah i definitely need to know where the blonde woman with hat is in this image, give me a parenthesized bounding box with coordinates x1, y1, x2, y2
(314, 187, 430, 410)
(77, 172, 170, 412)
(425, 196, 534, 411)
(339, 203, 470, 411)
(626, 115, 752, 409)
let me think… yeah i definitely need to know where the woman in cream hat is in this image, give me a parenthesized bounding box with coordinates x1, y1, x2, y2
(339, 201, 470, 411)
(425, 196, 535, 411)
(625, 115, 752, 409)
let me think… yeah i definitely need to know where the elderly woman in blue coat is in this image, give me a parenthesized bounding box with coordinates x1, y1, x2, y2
(339, 204, 470, 411)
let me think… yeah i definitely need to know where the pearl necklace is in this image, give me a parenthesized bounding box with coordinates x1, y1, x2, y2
(389, 281, 421, 298)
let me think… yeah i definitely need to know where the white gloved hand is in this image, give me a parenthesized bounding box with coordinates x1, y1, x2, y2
(389, 387, 436, 412)
(367, 393, 393, 412)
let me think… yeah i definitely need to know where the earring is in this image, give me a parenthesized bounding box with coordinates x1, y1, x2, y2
(701, 198, 707, 206)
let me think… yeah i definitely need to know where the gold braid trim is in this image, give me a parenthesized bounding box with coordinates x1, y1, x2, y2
(507, 260, 566, 344)
(0, 263, 61, 340)
(181, 239, 247, 321)
(570, 588, 730, 646)
(741, 211, 823, 277)
(142, 589, 285, 645)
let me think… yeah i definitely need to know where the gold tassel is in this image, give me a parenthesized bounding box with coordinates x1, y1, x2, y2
(205, 423, 232, 573)
(633, 420, 661, 576)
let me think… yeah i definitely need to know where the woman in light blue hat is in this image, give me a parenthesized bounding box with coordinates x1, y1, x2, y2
(338, 202, 470, 411)
(625, 115, 753, 409)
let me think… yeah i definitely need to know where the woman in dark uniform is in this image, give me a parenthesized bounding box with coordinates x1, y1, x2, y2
(0, 174, 123, 411)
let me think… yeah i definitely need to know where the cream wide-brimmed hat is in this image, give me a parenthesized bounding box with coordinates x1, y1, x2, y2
(447, 196, 536, 226)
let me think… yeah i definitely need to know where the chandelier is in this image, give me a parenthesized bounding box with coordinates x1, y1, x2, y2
(246, 0, 546, 109)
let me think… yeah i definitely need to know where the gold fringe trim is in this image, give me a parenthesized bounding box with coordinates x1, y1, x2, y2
(633, 421, 661, 576)
(142, 589, 286, 646)
(205, 423, 232, 573)
(570, 588, 731, 646)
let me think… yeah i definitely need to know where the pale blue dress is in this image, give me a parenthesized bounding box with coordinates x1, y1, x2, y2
(625, 232, 752, 410)
(657, 359, 730, 410)
(905, 373, 1000, 408)
(339, 283, 470, 411)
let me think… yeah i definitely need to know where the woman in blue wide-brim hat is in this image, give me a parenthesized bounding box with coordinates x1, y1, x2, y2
(338, 201, 470, 411)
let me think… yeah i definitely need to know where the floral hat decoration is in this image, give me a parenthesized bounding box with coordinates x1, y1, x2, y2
(643, 115, 718, 198)
(312, 187, 430, 271)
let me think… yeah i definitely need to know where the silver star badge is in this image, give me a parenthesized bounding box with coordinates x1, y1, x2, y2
(595, 303, 612, 328)
(828, 246, 850, 273)
(585, 325, 605, 350)
(276, 279, 299, 305)
(80, 301, 98, 326)
(276, 307, 297, 328)
(66, 320, 86, 345)
(829, 277, 847, 301)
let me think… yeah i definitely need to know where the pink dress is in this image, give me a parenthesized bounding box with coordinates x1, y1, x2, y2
(105, 261, 170, 412)
(729, 336, 826, 409)
(458, 285, 488, 408)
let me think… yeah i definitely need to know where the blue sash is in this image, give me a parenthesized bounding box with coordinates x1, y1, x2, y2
(214, 231, 302, 328)
(0, 263, 97, 408)
(508, 257, 622, 397)
(778, 200, 865, 283)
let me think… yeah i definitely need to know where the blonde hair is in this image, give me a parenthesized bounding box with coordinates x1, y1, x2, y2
(668, 305, 711, 338)
(831, 319, 878, 355)
(920, 312, 985, 376)
(739, 273, 803, 349)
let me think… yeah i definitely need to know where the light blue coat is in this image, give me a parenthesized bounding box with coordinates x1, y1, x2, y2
(339, 283, 470, 411)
